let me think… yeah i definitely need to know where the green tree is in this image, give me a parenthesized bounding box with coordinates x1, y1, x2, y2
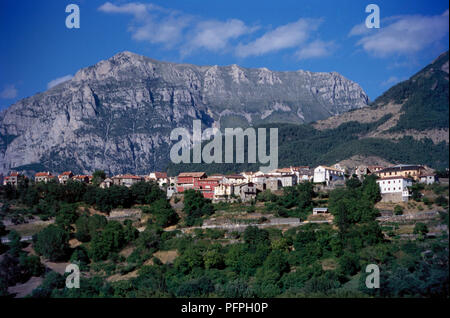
(434, 195, 448, 207)
(346, 177, 362, 189)
(362, 175, 381, 204)
(123, 220, 139, 242)
(30, 271, 65, 298)
(413, 223, 429, 237)
(7, 230, 22, 257)
(243, 226, 270, 247)
(183, 190, 214, 226)
(394, 205, 403, 215)
(55, 203, 79, 231)
(89, 232, 111, 262)
(142, 199, 179, 228)
(130, 181, 165, 204)
(338, 251, 360, 276)
(34, 225, 69, 261)
(70, 247, 90, 270)
(263, 250, 289, 276)
(64, 180, 86, 203)
(92, 170, 106, 186)
(203, 248, 224, 269)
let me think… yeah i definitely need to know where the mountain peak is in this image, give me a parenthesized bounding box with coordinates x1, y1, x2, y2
(0, 52, 369, 175)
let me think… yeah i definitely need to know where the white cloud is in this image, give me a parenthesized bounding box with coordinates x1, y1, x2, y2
(350, 10, 449, 57)
(99, 2, 254, 52)
(0, 85, 18, 99)
(47, 75, 73, 89)
(98, 2, 149, 17)
(99, 2, 331, 60)
(296, 40, 334, 60)
(236, 18, 322, 57)
(184, 19, 256, 53)
(348, 23, 370, 37)
(99, 2, 190, 48)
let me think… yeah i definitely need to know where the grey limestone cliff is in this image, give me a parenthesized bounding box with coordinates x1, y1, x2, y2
(0, 51, 368, 174)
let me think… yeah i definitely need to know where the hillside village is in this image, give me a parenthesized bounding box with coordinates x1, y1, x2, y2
(0, 50, 447, 299)
(1, 163, 442, 204)
(0, 158, 448, 298)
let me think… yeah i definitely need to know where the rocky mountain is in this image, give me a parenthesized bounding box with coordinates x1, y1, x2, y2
(0, 51, 368, 175)
(314, 51, 449, 144)
(167, 51, 449, 176)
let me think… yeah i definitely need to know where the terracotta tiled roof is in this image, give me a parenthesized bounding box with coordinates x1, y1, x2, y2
(178, 172, 206, 178)
(376, 176, 413, 181)
(377, 165, 424, 173)
(226, 174, 245, 179)
(154, 172, 167, 179)
(35, 172, 52, 177)
(276, 168, 292, 173)
(114, 174, 142, 180)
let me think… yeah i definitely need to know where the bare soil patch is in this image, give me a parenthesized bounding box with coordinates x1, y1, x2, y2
(153, 250, 178, 264)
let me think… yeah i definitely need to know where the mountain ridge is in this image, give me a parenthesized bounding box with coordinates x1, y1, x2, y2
(0, 51, 369, 175)
(166, 51, 449, 175)
(313, 51, 449, 144)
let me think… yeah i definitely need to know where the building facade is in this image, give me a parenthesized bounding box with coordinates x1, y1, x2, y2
(176, 172, 207, 192)
(376, 177, 413, 202)
(313, 166, 345, 184)
(58, 171, 74, 184)
(112, 174, 144, 187)
(375, 165, 425, 181)
(35, 172, 55, 183)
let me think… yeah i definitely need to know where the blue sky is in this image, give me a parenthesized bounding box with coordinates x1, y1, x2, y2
(0, 0, 448, 110)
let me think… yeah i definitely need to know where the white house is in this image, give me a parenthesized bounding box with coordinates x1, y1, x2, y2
(419, 173, 438, 185)
(214, 183, 234, 200)
(112, 174, 144, 187)
(224, 174, 246, 184)
(99, 178, 113, 189)
(242, 172, 256, 183)
(277, 174, 297, 187)
(235, 182, 258, 202)
(376, 177, 413, 202)
(291, 166, 314, 182)
(313, 166, 345, 184)
(166, 186, 177, 198)
(146, 172, 169, 187)
(252, 175, 267, 184)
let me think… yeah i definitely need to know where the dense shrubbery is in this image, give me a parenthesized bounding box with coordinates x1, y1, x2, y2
(0, 230, 46, 296)
(1, 178, 167, 217)
(1, 172, 448, 298)
(33, 224, 70, 261)
(182, 190, 215, 226)
(141, 199, 179, 228)
(260, 182, 315, 220)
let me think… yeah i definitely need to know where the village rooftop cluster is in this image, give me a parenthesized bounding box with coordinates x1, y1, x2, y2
(1, 163, 440, 204)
